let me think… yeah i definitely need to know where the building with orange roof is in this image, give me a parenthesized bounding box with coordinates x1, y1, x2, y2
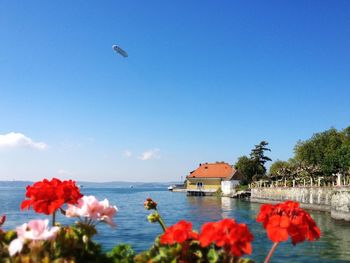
(186, 162, 244, 195)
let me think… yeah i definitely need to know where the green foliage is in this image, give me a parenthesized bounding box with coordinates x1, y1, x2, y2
(107, 244, 136, 263)
(52, 223, 107, 262)
(134, 236, 253, 263)
(207, 248, 219, 262)
(3, 230, 16, 243)
(250, 141, 272, 175)
(266, 126, 350, 182)
(294, 126, 350, 178)
(134, 236, 185, 262)
(235, 141, 272, 183)
(2, 222, 109, 263)
(215, 187, 223, 197)
(235, 156, 256, 183)
(269, 160, 291, 178)
(235, 184, 249, 192)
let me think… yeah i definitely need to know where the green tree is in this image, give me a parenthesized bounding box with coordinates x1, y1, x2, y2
(294, 127, 350, 178)
(269, 160, 290, 179)
(234, 156, 256, 183)
(250, 141, 272, 176)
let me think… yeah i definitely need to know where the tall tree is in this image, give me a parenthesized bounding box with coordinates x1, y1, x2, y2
(250, 141, 272, 175)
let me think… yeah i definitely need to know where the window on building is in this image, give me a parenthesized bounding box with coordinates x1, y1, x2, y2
(197, 182, 203, 188)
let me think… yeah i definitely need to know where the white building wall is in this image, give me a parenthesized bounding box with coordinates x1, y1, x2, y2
(221, 180, 240, 195)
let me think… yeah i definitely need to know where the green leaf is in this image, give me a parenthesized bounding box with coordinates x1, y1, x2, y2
(107, 244, 136, 263)
(207, 248, 219, 263)
(3, 230, 16, 243)
(238, 258, 255, 263)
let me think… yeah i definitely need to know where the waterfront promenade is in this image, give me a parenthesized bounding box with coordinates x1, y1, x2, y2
(250, 176, 350, 221)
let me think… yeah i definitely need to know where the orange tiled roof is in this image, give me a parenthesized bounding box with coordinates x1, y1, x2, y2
(187, 162, 236, 179)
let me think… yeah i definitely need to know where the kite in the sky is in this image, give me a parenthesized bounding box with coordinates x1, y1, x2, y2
(112, 45, 128, 58)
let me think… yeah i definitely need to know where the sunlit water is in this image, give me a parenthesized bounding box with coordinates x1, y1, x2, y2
(1, 186, 350, 262)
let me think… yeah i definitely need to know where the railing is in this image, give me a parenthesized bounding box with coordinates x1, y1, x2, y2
(250, 174, 350, 188)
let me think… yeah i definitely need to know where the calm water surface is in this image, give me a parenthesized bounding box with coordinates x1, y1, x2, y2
(1, 186, 350, 262)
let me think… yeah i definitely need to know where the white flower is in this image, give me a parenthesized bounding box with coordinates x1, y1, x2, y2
(8, 239, 23, 256)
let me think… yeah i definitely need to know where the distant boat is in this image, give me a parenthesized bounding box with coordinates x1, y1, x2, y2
(168, 186, 174, 191)
(130, 185, 134, 189)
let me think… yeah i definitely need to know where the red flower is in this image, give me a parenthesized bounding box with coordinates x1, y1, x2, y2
(160, 220, 198, 245)
(21, 178, 83, 215)
(199, 218, 254, 257)
(257, 201, 321, 245)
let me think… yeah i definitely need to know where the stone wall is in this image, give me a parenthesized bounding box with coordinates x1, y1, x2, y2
(251, 186, 350, 221)
(331, 187, 350, 221)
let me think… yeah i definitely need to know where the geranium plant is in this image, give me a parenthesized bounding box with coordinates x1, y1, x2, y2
(256, 200, 321, 262)
(0, 178, 321, 262)
(138, 198, 320, 263)
(138, 198, 254, 263)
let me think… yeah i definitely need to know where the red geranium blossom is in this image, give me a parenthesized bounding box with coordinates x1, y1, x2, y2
(199, 218, 254, 257)
(257, 200, 321, 245)
(160, 220, 198, 245)
(21, 178, 83, 215)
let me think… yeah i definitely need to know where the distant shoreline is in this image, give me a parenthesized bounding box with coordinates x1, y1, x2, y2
(0, 180, 177, 189)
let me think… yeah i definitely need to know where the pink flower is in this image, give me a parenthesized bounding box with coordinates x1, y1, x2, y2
(98, 198, 118, 226)
(66, 195, 118, 226)
(8, 219, 59, 256)
(66, 195, 101, 219)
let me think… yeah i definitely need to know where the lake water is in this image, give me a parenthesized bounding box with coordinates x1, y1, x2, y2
(1, 186, 350, 262)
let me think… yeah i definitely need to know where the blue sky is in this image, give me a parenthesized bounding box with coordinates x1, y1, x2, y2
(0, 1, 349, 182)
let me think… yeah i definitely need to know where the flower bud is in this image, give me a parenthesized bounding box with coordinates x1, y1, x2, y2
(144, 198, 157, 210)
(147, 213, 160, 223)
(0, 215, 6, 226)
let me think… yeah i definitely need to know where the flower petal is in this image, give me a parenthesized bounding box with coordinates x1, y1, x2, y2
(8, 238, 23, 256)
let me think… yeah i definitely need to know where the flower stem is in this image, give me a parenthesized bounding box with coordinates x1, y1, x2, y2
(158, 216, 167, 232)
(264, 242, 279, 263)
(59, 207, 66, 215)
(52, 211, 56, 226)
(155, 208, 167, 232)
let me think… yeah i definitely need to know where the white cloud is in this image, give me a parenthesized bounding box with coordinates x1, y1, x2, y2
(0, 132, 48, 150)
(123, 150, 132, 158)
(139, 148, 160, 161)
